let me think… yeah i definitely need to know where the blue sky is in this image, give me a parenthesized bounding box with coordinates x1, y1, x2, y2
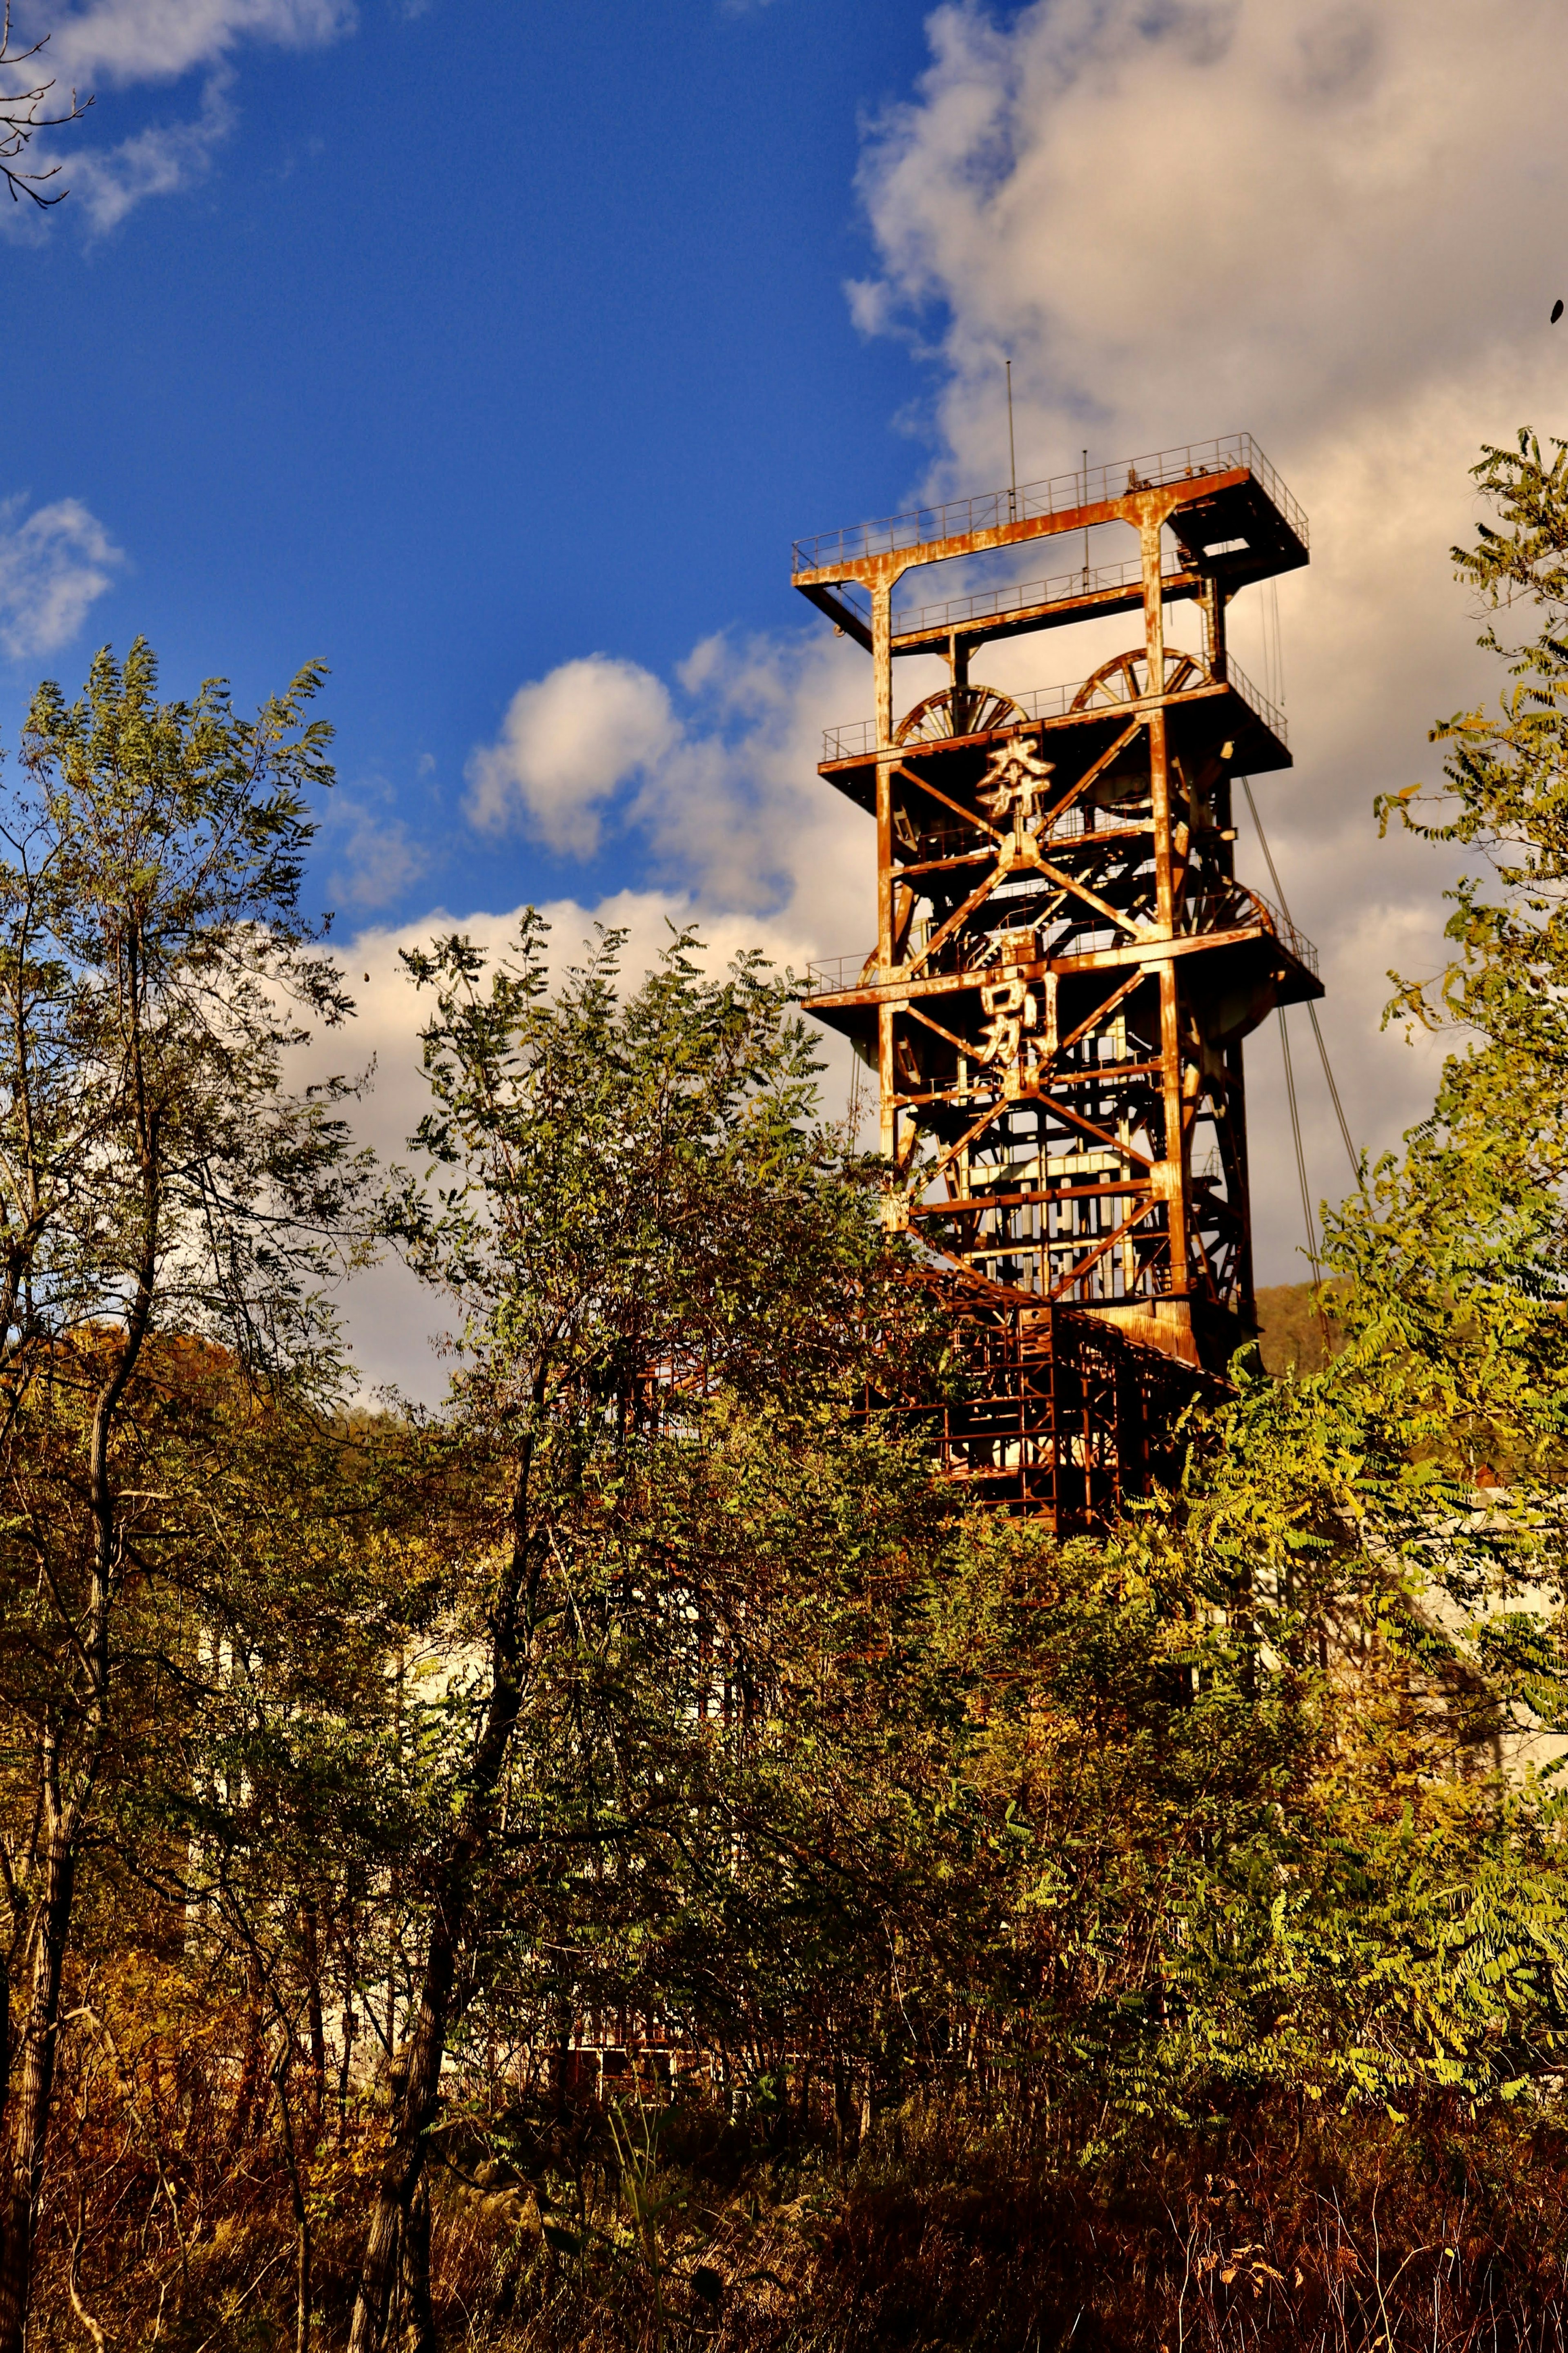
(5, 0, 1565, 1369)
(5, 0, 962, 923)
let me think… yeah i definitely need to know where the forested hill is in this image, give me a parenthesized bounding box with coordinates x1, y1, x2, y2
(1254, 1280, 1347, 1374)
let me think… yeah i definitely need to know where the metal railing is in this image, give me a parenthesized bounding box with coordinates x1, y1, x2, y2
(820, 719, 873, 761)
(890, 549, 1184, 640)
(820, 651, 1288, 763)
(1221, 657, 1286, 747)
(1183, 881, 1319, 976)
(802, 879, 1318, 995)
(792, 433, 1307, 577)
(802, 950, 875, 995)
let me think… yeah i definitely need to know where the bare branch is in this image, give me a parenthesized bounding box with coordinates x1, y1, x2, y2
(0, 3, 92, 211)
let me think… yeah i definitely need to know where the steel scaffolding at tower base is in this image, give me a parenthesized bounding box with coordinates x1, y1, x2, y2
(868, 1267, 1208, 1531)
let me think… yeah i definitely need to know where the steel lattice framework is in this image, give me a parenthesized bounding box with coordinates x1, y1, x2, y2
(796, 436, 1319, 1511)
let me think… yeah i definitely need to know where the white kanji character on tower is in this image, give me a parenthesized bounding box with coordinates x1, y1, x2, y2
(977, 974, 1037, 1070)
(978, 733, 1055, 851)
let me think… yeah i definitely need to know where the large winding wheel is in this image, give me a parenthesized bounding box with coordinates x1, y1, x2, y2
(1069, 645, 1209, 713)
(895, 683, 1029, 745)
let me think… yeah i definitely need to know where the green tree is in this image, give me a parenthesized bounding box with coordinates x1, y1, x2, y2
(0, 640, 364, 2351)
(1380, 428, 1568, 1276)
(345, 919, 914, 2348)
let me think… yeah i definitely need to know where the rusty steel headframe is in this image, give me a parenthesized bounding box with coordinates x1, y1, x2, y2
(794, 432, 1316, 1527)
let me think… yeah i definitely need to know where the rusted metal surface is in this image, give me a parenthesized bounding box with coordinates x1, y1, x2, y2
(794, 434, 1315, 1521)
(864, 1266, 1205, 1525)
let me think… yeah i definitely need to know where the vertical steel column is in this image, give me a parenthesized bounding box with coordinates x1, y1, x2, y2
(876, 745, 896, 1160)
(871, 575, 894, 752)
(1223, 1040, 1256, 1322)
(1142, 502, 1191, 1306)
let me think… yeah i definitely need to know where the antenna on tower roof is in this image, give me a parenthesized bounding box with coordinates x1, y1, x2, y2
(1005, 357, 1018, 521)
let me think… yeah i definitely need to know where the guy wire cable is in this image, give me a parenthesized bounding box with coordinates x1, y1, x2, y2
(1277, 1000, 1321, 1284)
(1239, 775, 1361, 1184)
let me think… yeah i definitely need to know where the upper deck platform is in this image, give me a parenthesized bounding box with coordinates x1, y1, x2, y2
(792, 433, 1308, 646)
(821, 549, 1199, 659)
(815, 656, 1290, 816)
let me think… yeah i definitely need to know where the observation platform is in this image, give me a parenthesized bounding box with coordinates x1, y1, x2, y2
(815, 656, 1290, 815)
(799, 867, 1323, 1079)
(792, 432, 1309, 656)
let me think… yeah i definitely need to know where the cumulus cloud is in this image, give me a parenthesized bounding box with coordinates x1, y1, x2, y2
(851, 0, 1561, 461)
(833, 0, 1568, 1273)
(0, 494, 124, 658)
(464, 629, 880, 929)
(465, 655, 679, 856)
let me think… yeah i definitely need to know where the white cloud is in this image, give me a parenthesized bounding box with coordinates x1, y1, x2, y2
(0, 494, 124, 658)
(833, 0, 1568, 1275)
(67, 67, 232, 228)
(851, 0, 1563, 462)
(465, 629, 879, 928)
(464, 655, 679, 856)
(7, 0, 356, 227)
(320, 781, 427, 914)
(18, 0, 354, 89)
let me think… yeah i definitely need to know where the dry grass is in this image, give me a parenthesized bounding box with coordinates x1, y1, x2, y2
(26, 2018, 1568, 2350)
(406, 2092, 1568, 2353)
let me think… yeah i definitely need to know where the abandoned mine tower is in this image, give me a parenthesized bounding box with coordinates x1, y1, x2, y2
(794, 433, 1316, 1530)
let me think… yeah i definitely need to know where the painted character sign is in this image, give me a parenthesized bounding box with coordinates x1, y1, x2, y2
(978, 733, 1055, 850)
(977, 972, 1038, 1070)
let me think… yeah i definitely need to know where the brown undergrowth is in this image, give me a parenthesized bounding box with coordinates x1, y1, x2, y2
(38, 2061, 1568, 2351)
(441, 2093, 1568, 2353)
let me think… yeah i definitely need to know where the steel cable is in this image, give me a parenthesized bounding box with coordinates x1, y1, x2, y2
(1277, 1001, 1321, 1283)
(1240, 776, 1361, 1184)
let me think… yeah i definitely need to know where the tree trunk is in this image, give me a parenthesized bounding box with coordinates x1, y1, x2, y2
(348, 1421, 541, 2353)
(346, 1907, 459, 2352)
(274, 2067, 313, 2353)
(299, 1897, 327, 2130)
(0, 1313, 138, 2352)
(0, 1948, 10, 2133)
(227, 1956, 267, 2155)
(0, 1812, 75, 2353)
(399, 2170, 437, 2353)
(338, 1902, 359, 2140)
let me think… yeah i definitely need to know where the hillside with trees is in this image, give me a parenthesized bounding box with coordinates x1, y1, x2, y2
(4, 437, 1568, 2351)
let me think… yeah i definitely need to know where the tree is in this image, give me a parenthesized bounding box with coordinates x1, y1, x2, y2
(345, 919, 915, 2347)
(1380, 428, 1568, 1270)
(0, 640, 364, 2351)
(0, 6, 89, 208)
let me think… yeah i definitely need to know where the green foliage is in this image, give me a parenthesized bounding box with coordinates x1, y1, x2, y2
(0, 638, 369, 2352)
(388, 915, 904, 1423)
(1379, 429, 1568, 1247)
